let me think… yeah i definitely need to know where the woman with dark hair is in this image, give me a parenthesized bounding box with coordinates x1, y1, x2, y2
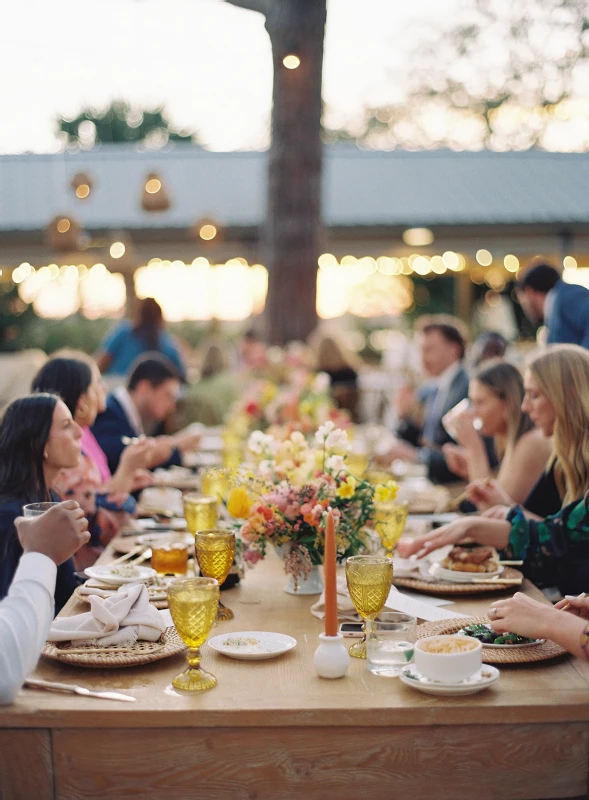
(32, 357, 154, 566)
(95, 298, 186, 379)
(0, 394, 83, 612)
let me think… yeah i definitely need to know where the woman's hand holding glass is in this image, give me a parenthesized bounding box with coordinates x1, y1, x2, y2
(467, 478, 514, 510)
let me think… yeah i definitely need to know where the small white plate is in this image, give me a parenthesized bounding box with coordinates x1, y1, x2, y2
(208, 631, 297, 660)
(423, 562, 504, 584)
(458, 626, 544, 649)
(399, 664, 499, 696)
(84, 565, 157, 586)
(135, 518, 187, 532)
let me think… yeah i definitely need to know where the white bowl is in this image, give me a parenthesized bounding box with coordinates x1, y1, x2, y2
(414, 635, 482, 683)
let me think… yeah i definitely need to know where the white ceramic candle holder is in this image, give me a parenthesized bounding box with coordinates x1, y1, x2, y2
(313, 632, 350, 679)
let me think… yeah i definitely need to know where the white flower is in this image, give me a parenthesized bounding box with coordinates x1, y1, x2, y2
(325, 427, 350, 452)
(248, 430, 274, 455)
(315, 420, 336, 445)
(258, 460, 275, 480)
(312, 371, 331, 394)
(326, 455, 346, 474)
(290, 430, 306, 447)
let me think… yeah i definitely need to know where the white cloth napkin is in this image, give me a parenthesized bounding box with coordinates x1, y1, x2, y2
(49, 583, 166, 646)
(77, 583, 118, 598)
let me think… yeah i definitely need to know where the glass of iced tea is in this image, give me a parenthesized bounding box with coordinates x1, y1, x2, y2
(141, 534, 190, 576)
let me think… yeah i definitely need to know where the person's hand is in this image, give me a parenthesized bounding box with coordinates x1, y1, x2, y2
(442, 444, 469, 480)
(481, 505, 511, 520)
(451, 409, 481, 448)
(119, 438, 155, 473)
(131, 469, 155, 492)
(554, 594, 589, 620)
(171, 428, 201, 454)
(386, 440, 418, 464)
(395, 384, 417, 420)
(467, 478, 514, 510)
(15, 500, 90, 566)
(487, 592, 560, 640)
(396, 518, 473, 559)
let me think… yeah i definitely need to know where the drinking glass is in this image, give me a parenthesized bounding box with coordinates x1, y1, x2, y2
(23, 502, 60, 518)
(374, 501, 409, 558)
(194, 530, 236, 621)
(183, 494, 218, 535)
(200, 468, 232, 503)
(167, 577, 220, 693)
(144, 534, 189, 576)
(366, 612, 417, 677)
(345, 555, 393, 659)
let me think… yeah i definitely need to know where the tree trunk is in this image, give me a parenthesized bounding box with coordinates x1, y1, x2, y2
(262, 0, 327, 345)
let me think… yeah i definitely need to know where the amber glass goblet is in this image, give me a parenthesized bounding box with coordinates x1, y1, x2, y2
(200, 468, 232, 503)
(194, 530, 236, 621)
(183, 494, 218, 535)
(345, 555, 393, 659)
(167, 577, 219, 693)
(374, 501, 409, 558)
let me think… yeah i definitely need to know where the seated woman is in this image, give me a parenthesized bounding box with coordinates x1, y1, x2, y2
(314, 335, 363, 422)
(486, 592, 589, 664)
(32, 357, 154, 567)
(399, 345, 589, 594)
(442, 360, 551, 505)
(0, 394, 83, 613)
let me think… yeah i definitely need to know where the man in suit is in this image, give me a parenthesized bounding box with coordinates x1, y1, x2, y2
(517, 262, 589, 348)
(387, 319, 469, 483)
(91, 354, 200, 475)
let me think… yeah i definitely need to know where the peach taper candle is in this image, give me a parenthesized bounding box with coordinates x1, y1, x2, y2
(324, 509, 338, 637)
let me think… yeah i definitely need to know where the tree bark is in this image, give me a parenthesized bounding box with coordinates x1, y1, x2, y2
(227, 0, 327, 345)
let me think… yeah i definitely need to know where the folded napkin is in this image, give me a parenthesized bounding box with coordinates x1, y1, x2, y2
(393, 544, 453, 578)
(49, 583, 166, 646)
(311, 576, 362, 622)
(77, 583, 118, 598)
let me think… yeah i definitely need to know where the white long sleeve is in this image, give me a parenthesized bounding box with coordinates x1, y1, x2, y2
(0, 553, 56, 705)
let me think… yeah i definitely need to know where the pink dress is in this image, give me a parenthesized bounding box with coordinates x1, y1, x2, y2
(80, 427, 111, 482)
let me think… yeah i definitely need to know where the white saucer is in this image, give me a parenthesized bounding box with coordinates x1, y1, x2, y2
(399, 664, 499, 696)
(423, 562, 504, 584)
(84, 565, 157, 586)
(458, 626, 544, 649)
(208, 631, 297, 660)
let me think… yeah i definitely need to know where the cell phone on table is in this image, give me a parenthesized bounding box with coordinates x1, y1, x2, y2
(339, 622, 364, 638)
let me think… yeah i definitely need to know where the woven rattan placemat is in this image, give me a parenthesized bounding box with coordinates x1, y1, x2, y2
(393, 567, 523, 595)
(42, 627, 183, 668)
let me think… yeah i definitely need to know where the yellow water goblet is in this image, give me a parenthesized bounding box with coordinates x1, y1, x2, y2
(167, 577, 220, 693)
(195, 530, 236, 621)
(374, 501, 409, 558)
(345, 555, 393, 659)
(200, 467, 232, 503)
(183, 494, 218, 535)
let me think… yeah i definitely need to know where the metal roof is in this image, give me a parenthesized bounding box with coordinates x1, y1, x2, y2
(1, 146, 588, 232)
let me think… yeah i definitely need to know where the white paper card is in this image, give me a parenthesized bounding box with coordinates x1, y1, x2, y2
(385, 588, 468, 621)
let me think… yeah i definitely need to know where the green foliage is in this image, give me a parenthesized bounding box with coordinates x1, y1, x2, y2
(58, 101, 198, 146)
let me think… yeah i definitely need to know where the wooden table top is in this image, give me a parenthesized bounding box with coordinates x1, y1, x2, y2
(3, 547, 589, 730)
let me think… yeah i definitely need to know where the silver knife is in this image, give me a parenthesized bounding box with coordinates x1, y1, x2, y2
(24, 678, 136, 702)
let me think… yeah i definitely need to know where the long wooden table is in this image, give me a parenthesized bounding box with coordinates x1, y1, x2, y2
(2, 548, 589, 800)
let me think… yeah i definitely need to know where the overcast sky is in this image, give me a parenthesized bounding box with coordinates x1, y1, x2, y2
(1, 0, 455, 153)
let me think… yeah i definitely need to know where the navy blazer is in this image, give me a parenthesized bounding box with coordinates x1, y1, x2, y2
(91, 394, 182, 475)
(0, 496, 77, 615)
(547, 280, 589, 348)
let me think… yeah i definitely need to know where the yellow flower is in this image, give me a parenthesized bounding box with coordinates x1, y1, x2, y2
(227, 486, 253, 519)
(336, 475, 357, 499)
(374, 480, 399, 503)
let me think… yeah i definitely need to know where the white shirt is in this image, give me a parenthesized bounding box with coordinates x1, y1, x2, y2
(113, 386, 144, 435)
(0, 553, 56, 705)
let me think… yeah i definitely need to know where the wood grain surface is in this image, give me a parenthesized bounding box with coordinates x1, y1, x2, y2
(0, 729, 53, 800)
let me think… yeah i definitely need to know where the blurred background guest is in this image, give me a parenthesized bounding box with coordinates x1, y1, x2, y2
(314, 334, 364, 421)
(469, 331, 508, 368)
(517, 261, 589, 348)
(91, 354, 200, 474)
(181, 343, 238, 426)
(0, 395, 83, 612)
(387, 316, 469, 483)
(442, 360, 551, 504)
(96, 297, 186, 381)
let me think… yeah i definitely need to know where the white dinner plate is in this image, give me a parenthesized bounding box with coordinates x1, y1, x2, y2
(208, 631, 297, 660)
(422, 562, 504, 584)
(84, 565, 157, 586)
(135, 518, 188, 532)
(458, 626, 544, 649)
(399, 664, 499, 696)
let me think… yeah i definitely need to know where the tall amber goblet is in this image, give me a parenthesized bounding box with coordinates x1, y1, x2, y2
(200, 468, 232, 503)
(194, 530, 236, 621)
(167, 577, 220, 693)
(183, 494, 218, 535)
(374, 501, 409, 558)
(345, 555, 393, 659)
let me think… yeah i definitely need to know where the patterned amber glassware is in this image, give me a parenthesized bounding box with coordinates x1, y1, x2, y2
(374, 501, 409, 558)
(195, 530, 236, 621)
(183, 494, 218, 535)
(167, 577, 220, 693)
(345, 555, 393, 659)
(200, 468, 232, 503)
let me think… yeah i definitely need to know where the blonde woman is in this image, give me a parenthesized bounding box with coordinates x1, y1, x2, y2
(398, 345, 589, 594)
(442, 360, 551, 504)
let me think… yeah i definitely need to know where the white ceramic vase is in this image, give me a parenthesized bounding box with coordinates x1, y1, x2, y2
(313, 633, 350, 679)
(274, 545, 324, 595)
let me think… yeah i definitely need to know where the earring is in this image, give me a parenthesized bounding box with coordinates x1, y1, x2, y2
(43, 451, 48, 460)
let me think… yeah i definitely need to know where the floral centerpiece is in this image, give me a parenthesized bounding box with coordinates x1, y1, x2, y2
(227, 421, 398, 592)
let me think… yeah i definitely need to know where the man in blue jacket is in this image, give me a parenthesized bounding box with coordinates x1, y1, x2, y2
(91, 354, 200, 475)
(517, 262, 589, 348)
